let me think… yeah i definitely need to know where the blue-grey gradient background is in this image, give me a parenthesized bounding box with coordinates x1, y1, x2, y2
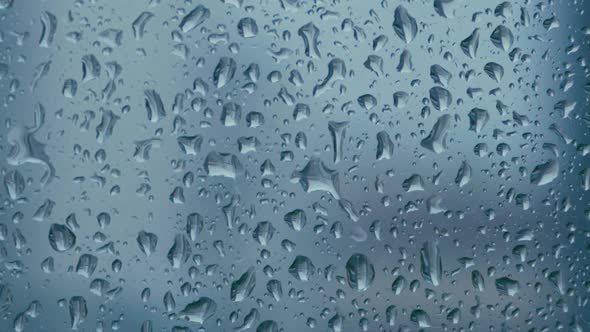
(0, 0, 589, 331)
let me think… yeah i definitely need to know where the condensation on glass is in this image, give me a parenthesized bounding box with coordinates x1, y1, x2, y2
(0, 0, 589, 331)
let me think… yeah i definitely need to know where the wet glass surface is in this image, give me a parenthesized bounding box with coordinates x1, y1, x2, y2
(0, 0, 590, 331)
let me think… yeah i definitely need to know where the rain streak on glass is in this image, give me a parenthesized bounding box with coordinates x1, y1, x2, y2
(0, 0, 589, 331)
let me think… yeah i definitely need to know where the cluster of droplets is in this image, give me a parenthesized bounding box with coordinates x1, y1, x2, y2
(0, 0, 589, 331)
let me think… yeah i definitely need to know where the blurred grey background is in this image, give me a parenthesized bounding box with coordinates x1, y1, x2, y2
(0, 0, 589, 331)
